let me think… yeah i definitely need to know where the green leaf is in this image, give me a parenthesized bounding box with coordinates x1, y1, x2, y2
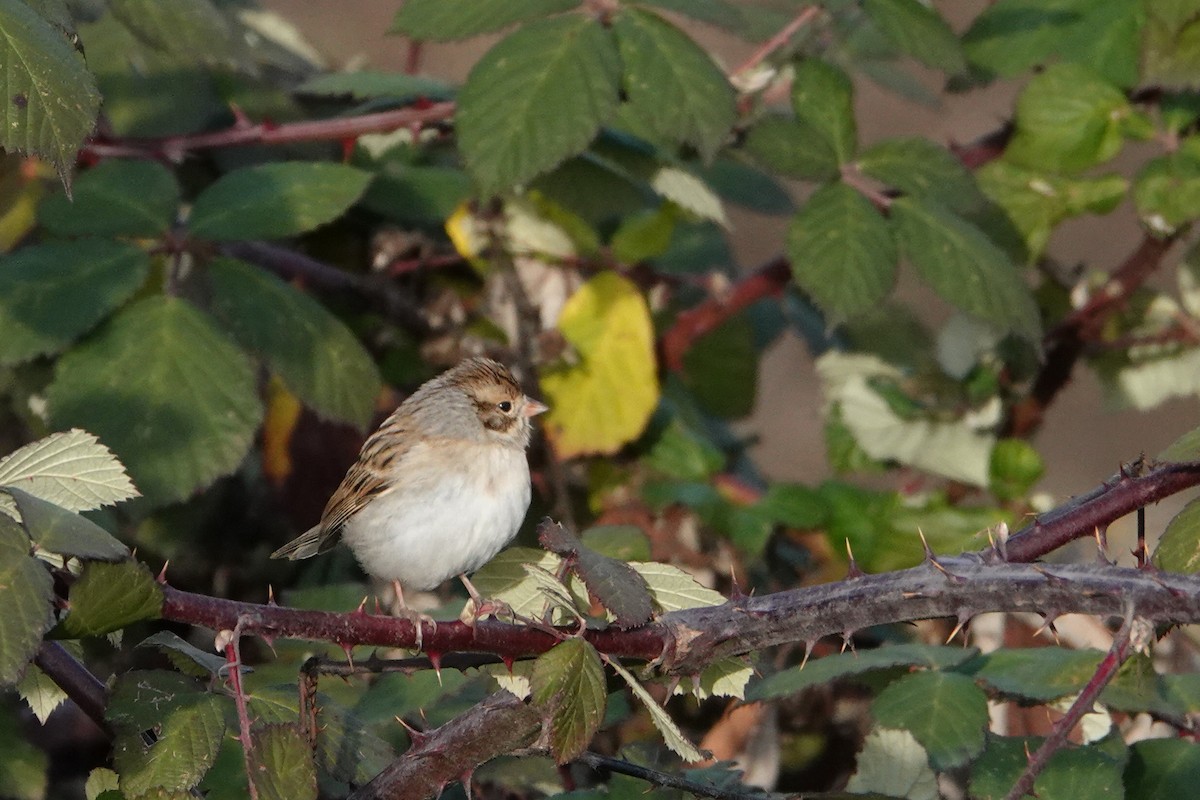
(39, 160, 179, 236)
(977, 160, 1128, 259)
(189, 162, 373, 241)
(246, 687, 394, 786)
(108, 0, 245, 69)
(0, 0, 101, 179)
(1161, 424, 1200, 461)
(581, 526, 651, 561)
(750, 644, 977, 700)
(1134, 142, 1200, 236)
(47, 297, 263, 506)
(863, 0, 966, 73)
(59, 558, 163, 637)
(137, 631, 227, 679)
(457, 15, 620, 195)
(858, 137, 986, 212)
(108, 670, 226, 796)
(361, 164, 472, 226)
(0, 704, 48, 799)
(989, 439, 1044, 502)
(206, 258, 380, 429)
(85, 767, 119, 800)
(846, 727, 939, 800)
(613, 8, 735, 160)
(539, 520, 654, 628)
(754, 483, 829, 530)
(970, 646, 1103, 702)
(248, 724, 317, 800)
(890, 196, 1041, 340)
(742, 114, 839, 182)
(1006, 64, 1129, 174)
(297, 71, 452, 101)
(871, 671, 988, 770)
(788, 182, 896, 321)
(16, 663, 68, 724)
(609, 658, 704, 762)
(791, 59, 856, 165)
(0, 239, 151, 366)
(390, 0, 580, 40)
(531, 638, 607, 763)
(700, 158, 794, 215)
(1144, 2, 1200, 89)
(680, 310, 758, 418)
(0, 428, 138, 515)
(6, 487, 129, 561)
(1156, 497, 1200, 572)
(610, 206, 677, 265)
(1126, 738, 1200, 798)
(0, 516, 53, 686)
(627, 561, 725, 612)
(645, 417, 723, 481)
(971, 735, 1125, 800)
(963, 0, 1142, 87)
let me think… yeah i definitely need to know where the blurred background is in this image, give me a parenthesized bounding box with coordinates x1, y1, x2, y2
(262, 0, 1198, 546)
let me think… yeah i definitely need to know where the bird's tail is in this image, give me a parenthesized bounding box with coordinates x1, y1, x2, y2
(270, 526, 327, 560)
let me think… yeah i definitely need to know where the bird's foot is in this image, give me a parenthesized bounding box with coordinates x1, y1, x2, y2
(458, 574, 513, 627)
(390, 580, 435, 650)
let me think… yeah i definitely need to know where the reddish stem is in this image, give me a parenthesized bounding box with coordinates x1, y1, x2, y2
(84, 102, 456, 162)
(224, 634, 260, 800)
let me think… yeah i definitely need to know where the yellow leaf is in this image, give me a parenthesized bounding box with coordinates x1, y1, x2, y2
(262, 375, 302, 486)
(0, 157, 45, 253)
(445, 201, 486, 266)
(540, 273, 659, 457)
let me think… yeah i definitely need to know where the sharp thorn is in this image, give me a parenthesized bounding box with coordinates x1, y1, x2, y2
(156, 560, 170, 584)
(918, 528, 935, 560)
(428, 651, 443, 685)
(340, 642, 355, 670)
(945, 615, 969, 645)
(845, 539, 864, 578)
(800, 641, 814, 670)
(267, 584, 277, 606)
(395, 716, 429, 746)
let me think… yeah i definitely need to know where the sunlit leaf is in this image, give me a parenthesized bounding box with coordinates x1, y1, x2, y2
(609, 658, 704, 762)
(248, 724, 317, 800)
(0, 429, 138, 517)
(541, 273, 659, 457)
(627, 561, 725, 612)
(5, 487, 129, 561)
(847, 728, 939, 800)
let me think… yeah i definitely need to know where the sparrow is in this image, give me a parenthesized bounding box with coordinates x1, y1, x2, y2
(271, 357, 547, 636)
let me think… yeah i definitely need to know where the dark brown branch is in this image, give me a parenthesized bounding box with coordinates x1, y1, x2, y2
(659, 257, 791, 372)
(996, 459, 1200, 564)
(1002, 612, 1138, 800)
(577, 752, 767, 800)
(33, 642, 111, 737)
(1007, 234, 1177, 437)
(347, 690, 541, 800)
(84, 102, 456, 162)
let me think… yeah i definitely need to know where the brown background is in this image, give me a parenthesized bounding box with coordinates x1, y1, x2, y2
(262, 0, 1198, 549)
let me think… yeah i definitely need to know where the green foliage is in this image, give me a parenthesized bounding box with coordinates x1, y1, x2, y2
(0, 0, 101, 181)
(5, 2, 1200, 797)
(188, 162, 373, 241)
(531, 638, 607, 762)
(455, 15, 620, 195)
(47, 297, 264, 506)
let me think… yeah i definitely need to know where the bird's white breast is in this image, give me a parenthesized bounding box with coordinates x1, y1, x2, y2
(340, 439, 531, 590)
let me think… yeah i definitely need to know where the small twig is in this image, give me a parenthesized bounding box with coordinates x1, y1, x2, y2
(83, 102, 456, 162)
(1002, 612, 1140, 800)
(33, 642, 111, 737)
(660, 257, 791, 372)
(577, 752, 769, 800)
(730, 5, 822, 80)
(223, 617, 259, 800)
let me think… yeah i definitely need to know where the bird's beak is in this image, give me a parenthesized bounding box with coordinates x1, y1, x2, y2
(523, 398, 549, 417)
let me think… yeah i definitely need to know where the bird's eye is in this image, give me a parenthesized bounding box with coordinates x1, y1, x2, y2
(497, 401, 513, 413)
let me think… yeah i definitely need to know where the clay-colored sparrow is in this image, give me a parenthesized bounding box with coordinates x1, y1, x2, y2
(272, 357, 547, 621)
